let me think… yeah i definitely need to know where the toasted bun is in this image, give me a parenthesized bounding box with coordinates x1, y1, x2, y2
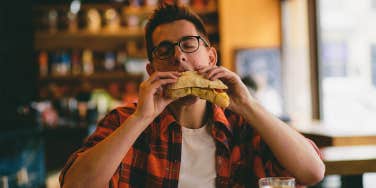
(169, 71, 228, 90)
(167, 71, 230, 108)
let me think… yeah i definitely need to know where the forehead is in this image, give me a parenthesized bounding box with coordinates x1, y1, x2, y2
(152, 20, 199, 45)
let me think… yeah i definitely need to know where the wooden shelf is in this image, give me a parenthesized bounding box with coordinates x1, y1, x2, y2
(123, 5, 217, 15)
(32, 3, 217, 15)
(36, 28, 144, 39)
(35, 28, 144, 50)
(35, 25, 217, 50)
(33, 2, 218, 51)
(38, 72, 144, 83)
(33, 3, 130, 11)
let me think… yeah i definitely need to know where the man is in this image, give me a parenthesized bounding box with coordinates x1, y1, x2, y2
(60, 4, 325, 188)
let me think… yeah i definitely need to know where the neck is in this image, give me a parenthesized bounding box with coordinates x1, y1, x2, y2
(168, 99, 209, 129)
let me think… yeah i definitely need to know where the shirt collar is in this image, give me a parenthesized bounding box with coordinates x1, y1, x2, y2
(158, 103, 234, 152)
(158, 103, 233, 134)
(211, 104, 232, 134)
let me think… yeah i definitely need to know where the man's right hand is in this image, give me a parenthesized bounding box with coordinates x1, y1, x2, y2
(62, 72, 180, 188)
(133, 71, 180, 121)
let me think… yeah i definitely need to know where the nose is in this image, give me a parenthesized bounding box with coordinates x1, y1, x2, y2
(171, 46, 193, 71)
(172, 45, 186, 62)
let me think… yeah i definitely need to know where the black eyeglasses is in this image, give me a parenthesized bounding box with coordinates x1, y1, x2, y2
(152, 35, 210, 60)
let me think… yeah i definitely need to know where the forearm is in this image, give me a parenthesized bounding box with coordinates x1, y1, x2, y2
(63, 114, 153, 188)
(240, 100, 325, 185)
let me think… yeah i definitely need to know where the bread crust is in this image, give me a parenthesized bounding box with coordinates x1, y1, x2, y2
(166, 71, 230, 108)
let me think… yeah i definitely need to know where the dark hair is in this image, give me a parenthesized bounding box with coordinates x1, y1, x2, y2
(145, 4, 209, 61)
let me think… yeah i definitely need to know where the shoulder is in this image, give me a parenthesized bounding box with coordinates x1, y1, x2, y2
(113, 103, 137, 118)
(98, 103, 137, 129)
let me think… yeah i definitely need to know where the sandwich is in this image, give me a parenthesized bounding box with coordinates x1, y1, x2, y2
(166, 71, 230, 108)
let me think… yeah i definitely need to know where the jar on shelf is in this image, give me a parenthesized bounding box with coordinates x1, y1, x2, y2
(104, 8, 121, 31)
(82, 49, 94, 75)
(86, 8, 101, 32)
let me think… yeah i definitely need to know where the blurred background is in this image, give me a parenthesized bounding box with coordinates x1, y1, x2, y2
(1, 0, 375, 187)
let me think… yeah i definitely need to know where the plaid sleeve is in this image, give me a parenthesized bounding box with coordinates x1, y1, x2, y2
(59, 106, 135, 186)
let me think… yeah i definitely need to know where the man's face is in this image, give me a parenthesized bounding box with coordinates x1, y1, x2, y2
(149, 20, 217, 72)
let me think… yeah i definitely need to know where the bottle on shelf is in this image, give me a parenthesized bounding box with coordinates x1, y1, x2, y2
(82, 49, 94, 75)
(38, 51, 49, 77)
(51, 52, 60, 76)
(104, 51, 116, 71)
(104, 8, 121, 32)
(86, 8, 101, 32)
(179, 0, 191, 5)
(47, 9, 58, 33)
(129, 0, 142, 8)
(60, 51, 71, 76)
(122, 81, 138, 104)
(71, 49, 82, 75)
(67, 11, 79, 32)
(144, 0, 159, 7)
(116, 49, 128, 71)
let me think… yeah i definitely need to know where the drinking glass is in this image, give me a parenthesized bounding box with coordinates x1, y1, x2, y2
(259, 177, 295, 188)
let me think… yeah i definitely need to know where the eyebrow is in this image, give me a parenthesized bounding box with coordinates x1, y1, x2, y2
(155, 35, 194, 46)
(157, 40, 175, 45)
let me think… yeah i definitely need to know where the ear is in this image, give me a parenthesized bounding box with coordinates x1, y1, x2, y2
(208, 47, 218, 66)
(146, 63, 155, 76)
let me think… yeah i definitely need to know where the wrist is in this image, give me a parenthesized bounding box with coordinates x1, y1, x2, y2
(238, 97, 260, 121)
(131, 111, 155, 124)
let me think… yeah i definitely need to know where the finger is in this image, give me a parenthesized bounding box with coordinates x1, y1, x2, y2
(196, 66, 216, 74)
(140, 77, 176, 96)
(150, 78, 178, 92)
(197, 67, 219, 79)
(155, 87, 163, 96)
(210, 71, 228, 81)
(148, 71, 180, 83)
(150, 71, 180, 82)
(150, 73, 180, 85)
(206, 67, 224, 80)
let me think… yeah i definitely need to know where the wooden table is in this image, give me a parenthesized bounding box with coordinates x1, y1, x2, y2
(298, 125, 376, 147)
(315, 145, 376, 188)
(297, 125, 376, 188)
(321, 145, 376, 175)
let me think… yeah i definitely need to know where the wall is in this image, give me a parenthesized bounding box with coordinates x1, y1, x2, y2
(281, 0, 313, 126)
(218, 0, 281, 70)
(0, 0, 37, 128)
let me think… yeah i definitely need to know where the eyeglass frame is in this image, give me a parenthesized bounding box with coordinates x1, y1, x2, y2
(151, 35, 210, 61)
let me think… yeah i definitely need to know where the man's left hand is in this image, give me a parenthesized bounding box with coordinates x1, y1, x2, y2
(197, 66, 255, 115)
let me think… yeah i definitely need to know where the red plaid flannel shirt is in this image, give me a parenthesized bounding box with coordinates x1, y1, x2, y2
(60, 103, 322, 187)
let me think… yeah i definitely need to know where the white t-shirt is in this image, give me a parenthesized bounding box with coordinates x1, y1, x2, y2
(178, 125, 216, 188)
